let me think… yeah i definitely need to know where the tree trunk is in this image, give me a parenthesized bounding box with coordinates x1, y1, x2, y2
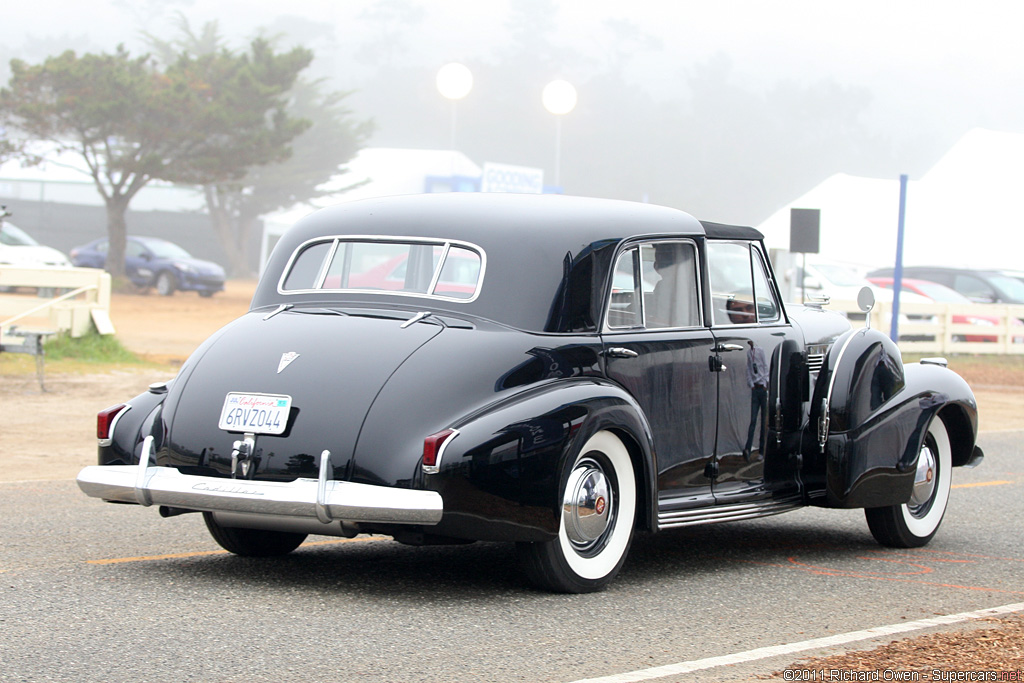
(104, 195, 132, 279)
(205, 185, 260, 278)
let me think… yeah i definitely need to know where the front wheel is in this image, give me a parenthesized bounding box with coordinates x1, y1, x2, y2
(518, 430, 636, 593)
(203, 512, 307, 557)
(155, 271, 177, 296)
(865, 417, 952, 547)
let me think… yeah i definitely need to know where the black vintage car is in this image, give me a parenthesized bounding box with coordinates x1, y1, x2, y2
(78, 193, 983, 593)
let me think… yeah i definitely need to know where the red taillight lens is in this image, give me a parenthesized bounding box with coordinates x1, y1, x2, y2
(97, 404, 128, 440)
(423, 429, 457, 469)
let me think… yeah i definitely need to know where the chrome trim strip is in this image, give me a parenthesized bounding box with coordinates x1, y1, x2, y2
(401, 311, 433, 329)
(77, 465, 444, 526)
(262, 304, 293, 321)
(422, 428, 460, 475)
(817, 330, 861, 451)
(657, 497, 801, 530)
(98, 403, 132, 448)
(603, 238, 705, 333)
(426, 242, 451, 294)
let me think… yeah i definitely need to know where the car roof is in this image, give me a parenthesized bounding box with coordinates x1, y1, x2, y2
(255, 193, 728, 332)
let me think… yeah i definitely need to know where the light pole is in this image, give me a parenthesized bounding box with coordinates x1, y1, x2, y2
(436, 63, 473, 150)
(542, 79, 577, 190)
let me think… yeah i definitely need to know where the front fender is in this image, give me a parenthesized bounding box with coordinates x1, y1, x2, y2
(426, 378, 656, 542)
(805, 329, 979, 508)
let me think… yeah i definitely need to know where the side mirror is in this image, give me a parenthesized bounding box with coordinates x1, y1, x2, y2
(857, 286, 875, 329)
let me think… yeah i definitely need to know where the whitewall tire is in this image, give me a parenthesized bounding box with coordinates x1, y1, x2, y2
(865, 417, 952, 548)
(518, 430, 637, 593)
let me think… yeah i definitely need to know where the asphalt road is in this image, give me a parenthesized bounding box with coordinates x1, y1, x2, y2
(1, 431, 1021, 683)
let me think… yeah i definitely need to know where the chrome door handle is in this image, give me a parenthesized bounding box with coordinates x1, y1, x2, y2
(603, 347, 639, 359)
(713, 343, 744, 352)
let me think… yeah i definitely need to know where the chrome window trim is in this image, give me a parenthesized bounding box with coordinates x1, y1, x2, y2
(707, 240, 788, 329)
(602, 238, 704, 333)
(277, 235, 486, 304)
(750, 244, 783, 325)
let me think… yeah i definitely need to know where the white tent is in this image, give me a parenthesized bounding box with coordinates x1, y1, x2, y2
(757, 128, 1024, 271)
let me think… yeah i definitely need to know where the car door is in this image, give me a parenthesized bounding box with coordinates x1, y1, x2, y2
(706, 240, 799, 503)
(124, 239, 153, 287)
(602, 240, 718, 510)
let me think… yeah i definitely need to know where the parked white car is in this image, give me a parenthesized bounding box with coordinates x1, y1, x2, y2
(0, 221, 71, 268)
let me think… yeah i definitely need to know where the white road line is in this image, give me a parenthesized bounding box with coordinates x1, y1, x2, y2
(567, 602, 1024, 683)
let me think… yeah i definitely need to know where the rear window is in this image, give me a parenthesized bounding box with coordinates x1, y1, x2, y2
(280, 238, 484, 302)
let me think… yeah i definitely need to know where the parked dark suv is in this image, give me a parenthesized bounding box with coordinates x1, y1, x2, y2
(866, 266, 1024, 304)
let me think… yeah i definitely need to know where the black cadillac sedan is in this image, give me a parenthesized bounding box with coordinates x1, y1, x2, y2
(78, 193, 982, 593)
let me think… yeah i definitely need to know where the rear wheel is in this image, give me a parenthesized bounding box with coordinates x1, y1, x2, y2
(203, 512, 307, 557)
(865, 417, 952, 547)
(518, 430, 636, 593)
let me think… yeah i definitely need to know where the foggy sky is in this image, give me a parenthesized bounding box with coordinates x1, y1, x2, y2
(4, 0, 1023, 233)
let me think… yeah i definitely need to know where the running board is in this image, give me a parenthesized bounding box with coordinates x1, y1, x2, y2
(658, 496, 802, 530)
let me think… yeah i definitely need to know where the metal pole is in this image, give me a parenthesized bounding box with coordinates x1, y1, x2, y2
(554, 116, 562, 189)
(890, 174, 908, 342)
(449, 101, 458, 150)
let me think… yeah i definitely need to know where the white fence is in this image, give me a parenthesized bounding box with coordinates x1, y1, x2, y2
(824, 298, 1024, 355)
(0, 266, 114, 340)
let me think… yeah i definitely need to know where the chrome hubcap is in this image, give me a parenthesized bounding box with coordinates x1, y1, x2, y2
(562, 459, 613, 549)
(909, 442, 937, 511)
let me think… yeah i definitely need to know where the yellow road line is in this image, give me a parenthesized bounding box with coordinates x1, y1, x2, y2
(87, 536, 381, 565)
(952, 480, 1015, 489)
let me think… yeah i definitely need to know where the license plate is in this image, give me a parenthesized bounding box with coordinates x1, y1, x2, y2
(218, 392, 292, 435)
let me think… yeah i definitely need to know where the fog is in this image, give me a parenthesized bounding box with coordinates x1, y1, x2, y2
(4, 0, 1023, 227)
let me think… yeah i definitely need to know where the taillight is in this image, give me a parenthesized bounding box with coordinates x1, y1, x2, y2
(423, 429, 458, 473)
(97, 404, 128, 441)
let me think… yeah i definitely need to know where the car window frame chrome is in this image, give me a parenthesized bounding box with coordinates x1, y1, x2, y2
(277, 234, 487, 304)
(706, 239, 789, 330)
(602, 237, 705, 334)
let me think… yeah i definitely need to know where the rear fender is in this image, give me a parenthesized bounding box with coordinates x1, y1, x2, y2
(426, 378, 656, 542)
(100, 386, 168, 467)
(805, 328, 979, 508)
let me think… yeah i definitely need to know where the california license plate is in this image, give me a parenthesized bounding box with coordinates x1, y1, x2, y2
(218, 393, 292, 435)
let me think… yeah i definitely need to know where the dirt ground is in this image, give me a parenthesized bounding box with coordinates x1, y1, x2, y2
(2, 278, 1023, 483)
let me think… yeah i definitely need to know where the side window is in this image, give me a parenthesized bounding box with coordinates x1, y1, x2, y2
(643, 242, 699, 329)
(953, 275, 995, 303)
(605, 241, 700, 330)
(751, 248, 781, 323)
(126, 242, 147, 259)
(608, 248, 641, 328)
(282, 241, 332, 290)
(708, 241, 756, 325)
(707, 241, 783, 326)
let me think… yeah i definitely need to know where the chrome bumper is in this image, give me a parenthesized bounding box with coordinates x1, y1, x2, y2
(76, 438, 442, 527)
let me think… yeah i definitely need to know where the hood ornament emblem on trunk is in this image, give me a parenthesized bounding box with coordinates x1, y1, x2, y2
(277, 351, 300, 373)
